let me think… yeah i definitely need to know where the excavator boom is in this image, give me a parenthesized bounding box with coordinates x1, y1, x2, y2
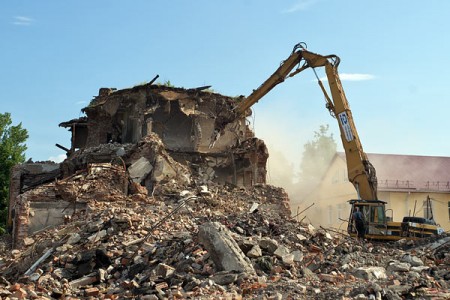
(231, 43, 443, 241)
(236, 43, 378, 200)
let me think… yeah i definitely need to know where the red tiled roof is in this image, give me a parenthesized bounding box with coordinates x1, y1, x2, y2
(336, 152, 450, 191)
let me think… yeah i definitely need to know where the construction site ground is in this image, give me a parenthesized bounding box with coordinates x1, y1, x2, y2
(0, 150, 449, 299)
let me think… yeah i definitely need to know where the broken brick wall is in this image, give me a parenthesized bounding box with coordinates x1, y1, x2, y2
(11, 163, 127, 248)
(12, 193, 29, 249)
(8, 165, 22, 227)
(8, 162, 61, 227)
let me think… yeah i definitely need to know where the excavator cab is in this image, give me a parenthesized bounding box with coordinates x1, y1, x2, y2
(348, 199, 444, 241)
(347, 200, 389, 240)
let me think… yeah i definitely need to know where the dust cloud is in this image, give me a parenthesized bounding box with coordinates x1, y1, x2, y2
(264, 142, 333, 227)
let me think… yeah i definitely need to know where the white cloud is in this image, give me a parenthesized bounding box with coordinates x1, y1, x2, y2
(76, 100, 87, 105)
(13, 16, 34, 26)
(319, 73, 375, 81)
(283, 0, 318, 13)
(48, 154, 66, 163)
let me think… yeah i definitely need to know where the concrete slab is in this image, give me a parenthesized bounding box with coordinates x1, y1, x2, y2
(128, 157, 153, 183)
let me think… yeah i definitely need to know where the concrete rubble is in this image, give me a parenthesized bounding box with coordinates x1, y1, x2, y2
(0, 141, 448, 299)
(0, 84, 449, 299)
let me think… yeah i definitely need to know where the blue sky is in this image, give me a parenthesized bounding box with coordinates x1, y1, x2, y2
(2, 1, 450, 175)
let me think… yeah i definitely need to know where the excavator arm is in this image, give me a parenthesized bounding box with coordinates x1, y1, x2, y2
(235, 43, 378, 200)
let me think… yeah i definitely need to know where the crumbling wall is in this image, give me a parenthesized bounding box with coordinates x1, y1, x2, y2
(11, 163, 128, 248)
(12, 184, 88, 248)
(8, 162, 61, 227)
(169, 137, 268, 187)
(60, 84, 268, 188)
(76, 85, 248, 154)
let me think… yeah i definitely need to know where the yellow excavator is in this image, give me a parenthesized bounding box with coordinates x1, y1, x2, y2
(227, 43, 443, 241)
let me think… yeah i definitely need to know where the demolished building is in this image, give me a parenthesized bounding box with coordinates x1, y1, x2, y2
(8, 83, 270, 248)
(3, 82, 450, 299)
(58, 84, 267, 187)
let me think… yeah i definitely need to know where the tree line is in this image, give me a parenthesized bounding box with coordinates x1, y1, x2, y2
(0, 113, 28, 232)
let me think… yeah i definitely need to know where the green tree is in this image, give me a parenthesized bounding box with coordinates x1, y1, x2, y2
(0, 113, 28, 231)
(297, 124, 337, 197)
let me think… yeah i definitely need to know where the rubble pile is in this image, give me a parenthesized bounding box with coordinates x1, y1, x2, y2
(1, 136, 449, 299)
(0, 178, 449, 299)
